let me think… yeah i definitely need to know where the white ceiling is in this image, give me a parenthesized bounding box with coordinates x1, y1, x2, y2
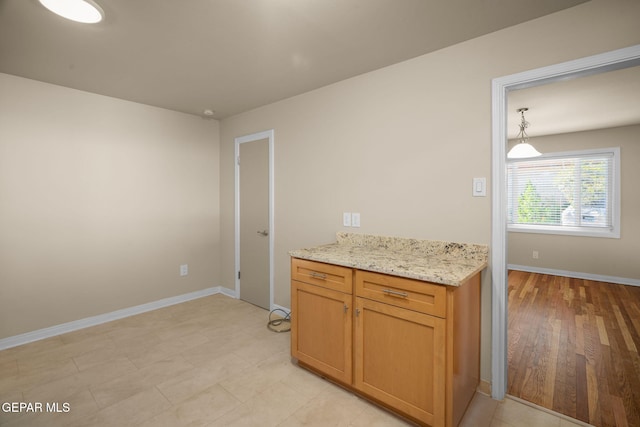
(0, 0, 588, 119)
(507, 65, 640, 139)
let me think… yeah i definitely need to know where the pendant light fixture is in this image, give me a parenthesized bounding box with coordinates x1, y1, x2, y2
(507, 108, 542, 159)
(39, 0, 104, 24)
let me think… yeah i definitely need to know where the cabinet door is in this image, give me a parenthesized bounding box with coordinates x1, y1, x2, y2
(354, 297, 446, 427)
(291, 280, 352, 384)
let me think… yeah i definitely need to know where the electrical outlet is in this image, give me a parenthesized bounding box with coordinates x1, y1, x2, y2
(351, 213, 361, 227)
(343, 212, 351, 227)
(180, 264, 188, 276)
(532, 251, 539, 259)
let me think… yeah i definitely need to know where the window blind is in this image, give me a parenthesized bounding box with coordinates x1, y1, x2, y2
(507, 149, 616, 232)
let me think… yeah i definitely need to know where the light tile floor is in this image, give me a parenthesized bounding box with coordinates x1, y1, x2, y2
(0, 294, 591, 426)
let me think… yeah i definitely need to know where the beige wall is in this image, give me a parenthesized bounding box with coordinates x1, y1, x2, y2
(219, 0, 640, 384)
(1, 0, 638, 387)
(0, 73, 221, 339)
(508, 125, 640, 279)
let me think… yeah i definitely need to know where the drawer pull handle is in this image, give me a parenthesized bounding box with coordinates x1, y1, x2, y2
(310, 271, 327, 280)
(382, 289, 409, 298)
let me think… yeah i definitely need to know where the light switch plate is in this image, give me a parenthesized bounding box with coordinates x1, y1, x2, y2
(472, 178, 486, 197)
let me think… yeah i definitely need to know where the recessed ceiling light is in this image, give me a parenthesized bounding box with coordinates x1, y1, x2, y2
(39, 0, 104, 24)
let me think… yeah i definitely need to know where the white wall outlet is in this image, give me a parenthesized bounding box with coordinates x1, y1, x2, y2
(351, 212, 361, 227)
(343, 212, 351, 227)
(532, 251, 539, 259)
(472, 177, 487, 197)
(180, 264, 189, 276)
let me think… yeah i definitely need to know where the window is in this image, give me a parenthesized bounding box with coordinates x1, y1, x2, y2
(507, 147, 620, 238)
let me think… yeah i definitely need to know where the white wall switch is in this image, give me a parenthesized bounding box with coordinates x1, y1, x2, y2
(343, 212, 351, 227)
(351, 213, 361, 227)
(180, 264, 188, 276)
(472, 177, 486, 197)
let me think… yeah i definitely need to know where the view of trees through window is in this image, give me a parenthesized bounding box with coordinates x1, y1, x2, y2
(508, 154, 612, 229)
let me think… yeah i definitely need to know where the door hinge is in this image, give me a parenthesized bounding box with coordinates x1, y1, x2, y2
(238, 271, 241, 280)
(237, 156, 240, 165)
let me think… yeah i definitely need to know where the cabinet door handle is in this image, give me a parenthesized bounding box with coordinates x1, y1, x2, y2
(344, 304, 348, 313)
(382, 289, 409, 298)
(356, 308, 360, 317)
(309, 271, 327, 280)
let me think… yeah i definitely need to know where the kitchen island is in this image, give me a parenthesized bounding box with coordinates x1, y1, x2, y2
(290, 233, 488, 427)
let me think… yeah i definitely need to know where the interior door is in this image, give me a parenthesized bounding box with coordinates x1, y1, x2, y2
(239, 138, 270, 309)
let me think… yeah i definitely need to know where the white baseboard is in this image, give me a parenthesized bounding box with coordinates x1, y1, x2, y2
(215, 288, 289, 314)
(0, 286, 228, 351)
(271, 304, 291, 316)
(478, 380, 492, 397)
(508, 264, 640, 287)
(218, 286, 237, 299)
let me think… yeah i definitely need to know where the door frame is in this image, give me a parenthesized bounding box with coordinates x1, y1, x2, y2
(234, 129, 275, 310)
(490, 44, 640, 400)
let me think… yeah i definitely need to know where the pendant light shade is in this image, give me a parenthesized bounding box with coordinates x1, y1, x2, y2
(39, 0, 104, 24)
(507, 141, 542, 158)
(507, 108, 542, 159)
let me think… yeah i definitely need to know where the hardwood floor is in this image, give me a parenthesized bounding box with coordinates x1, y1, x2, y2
(507, 270, 640, 427)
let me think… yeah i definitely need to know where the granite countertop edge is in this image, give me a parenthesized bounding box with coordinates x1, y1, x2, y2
(289, 233, 489, 287)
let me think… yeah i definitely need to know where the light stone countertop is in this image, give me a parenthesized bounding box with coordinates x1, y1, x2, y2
(289, 232, 489, 286)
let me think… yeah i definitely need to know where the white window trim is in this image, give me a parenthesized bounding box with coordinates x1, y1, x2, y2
(507, 147, 621, 239)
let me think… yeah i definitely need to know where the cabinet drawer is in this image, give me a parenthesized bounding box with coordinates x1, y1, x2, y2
(355, 270, 446, 318)
(291, 258, 353, 294)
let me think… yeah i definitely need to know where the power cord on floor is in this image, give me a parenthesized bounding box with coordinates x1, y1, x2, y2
(267, 308, 291, 333)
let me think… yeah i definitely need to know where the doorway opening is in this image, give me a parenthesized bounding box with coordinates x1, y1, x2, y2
(234, 129, 275, 310)
(490, 45, 640, 402)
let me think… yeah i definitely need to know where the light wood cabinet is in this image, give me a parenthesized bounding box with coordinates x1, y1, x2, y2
(291, 257, 480, 427)
(290, 259, 353, 384)
(355, 296, 446, 426)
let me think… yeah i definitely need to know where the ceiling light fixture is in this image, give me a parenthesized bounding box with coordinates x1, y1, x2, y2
(202, 109, 216, 118)
(507, 107, 542, 159)
(39, 0, 104, 24)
